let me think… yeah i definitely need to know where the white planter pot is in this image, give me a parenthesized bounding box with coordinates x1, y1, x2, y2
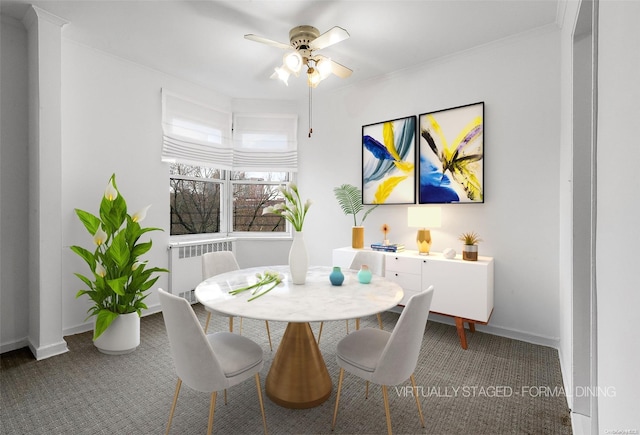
(93, 312, 140, 355)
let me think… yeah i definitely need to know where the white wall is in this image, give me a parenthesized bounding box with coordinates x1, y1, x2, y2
(298, 26, 563, 344)
(0, 16, 30, 351)
(596, 0, 640, 429)
(2, 12, 563, 350)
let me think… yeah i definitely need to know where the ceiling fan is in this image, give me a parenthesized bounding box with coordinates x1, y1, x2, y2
(244, 25, 353, 88)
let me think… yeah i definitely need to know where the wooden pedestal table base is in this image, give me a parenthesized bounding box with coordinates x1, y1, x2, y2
(265, 322, 332, 408)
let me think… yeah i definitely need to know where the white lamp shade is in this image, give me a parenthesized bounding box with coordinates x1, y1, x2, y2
(272, 66, 290, 85)
(407, 207, 442, 229)
(316, 58, 332, 79)
(283, 51, 303, 74)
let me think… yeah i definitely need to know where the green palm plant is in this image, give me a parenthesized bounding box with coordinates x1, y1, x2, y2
(334, 184, 379, 226)
(71, 174, 168, 340)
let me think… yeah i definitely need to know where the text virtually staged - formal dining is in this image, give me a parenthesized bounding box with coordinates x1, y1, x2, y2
(2, 1, 638, 435)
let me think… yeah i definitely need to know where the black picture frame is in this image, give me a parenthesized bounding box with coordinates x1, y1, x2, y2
(418, 102, 484, 204)
(362, 115, 417, 205)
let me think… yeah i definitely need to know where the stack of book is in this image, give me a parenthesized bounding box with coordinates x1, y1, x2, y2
(371, 242, 405, 252)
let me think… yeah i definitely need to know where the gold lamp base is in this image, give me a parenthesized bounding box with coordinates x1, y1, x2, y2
(416, 229, 432, 255)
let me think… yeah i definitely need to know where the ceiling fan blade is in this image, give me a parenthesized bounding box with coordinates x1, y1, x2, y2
(309, 26, 350, 50)
(323, 57, 353, 78)
(244, 34, 292, 50)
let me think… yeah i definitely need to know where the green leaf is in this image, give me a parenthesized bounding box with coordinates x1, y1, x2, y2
(131, 240, 152, 258)
(107, 231, 130, 269)
(74, 209, 101, 236)
(73, 272, 95, 290)
(107, 276, 128, 296)
(70, 245, 96, 269)
(93, 309, 119, 340)
(334, 184, 363, 226)
(139, 276, 159, 292)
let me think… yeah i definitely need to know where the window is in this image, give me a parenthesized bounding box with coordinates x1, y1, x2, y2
(162, 90, 298, 238)
(170, 164, 292, 236)
(231, 171, 289, 233)
(169, 164, 223, 235)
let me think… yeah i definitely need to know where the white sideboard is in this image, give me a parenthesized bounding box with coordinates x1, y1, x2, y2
(332, 247, 494, 349)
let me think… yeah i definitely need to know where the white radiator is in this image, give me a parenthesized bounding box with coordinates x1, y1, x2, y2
(168, 238, 236, 302)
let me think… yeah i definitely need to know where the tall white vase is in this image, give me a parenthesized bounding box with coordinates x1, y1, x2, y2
(93, 312, 140, 355)
(289, 231, 309, 285)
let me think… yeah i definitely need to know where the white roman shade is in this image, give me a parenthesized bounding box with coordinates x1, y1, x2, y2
(161, 90, 233, 169)
(232, 113, 298, 172)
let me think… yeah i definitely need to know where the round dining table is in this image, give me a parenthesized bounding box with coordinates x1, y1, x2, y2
(195, 265, 403, 409)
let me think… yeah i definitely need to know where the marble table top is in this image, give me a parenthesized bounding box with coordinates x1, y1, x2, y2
(194, 265, 404, 323)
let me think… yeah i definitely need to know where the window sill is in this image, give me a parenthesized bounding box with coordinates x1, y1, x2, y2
(169, 233, 291, 246)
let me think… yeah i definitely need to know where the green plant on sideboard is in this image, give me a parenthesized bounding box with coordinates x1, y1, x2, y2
(334, 183, 379, 249)
(333, 183, 379, 226)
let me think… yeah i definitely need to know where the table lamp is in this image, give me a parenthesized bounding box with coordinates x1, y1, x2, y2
(407, 207, 442, 255)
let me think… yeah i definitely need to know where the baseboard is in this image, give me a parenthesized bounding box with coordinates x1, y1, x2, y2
(28, 339, 68, 360)
(0, 337, 29, 354)
(425, 312, 560, 348)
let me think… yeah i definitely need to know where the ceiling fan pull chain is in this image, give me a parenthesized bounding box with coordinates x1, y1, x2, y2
(308, 86, 313, 137)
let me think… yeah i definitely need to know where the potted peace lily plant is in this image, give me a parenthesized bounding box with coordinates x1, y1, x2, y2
(71, 174, 167, 354)
(334, 183, 379, 249)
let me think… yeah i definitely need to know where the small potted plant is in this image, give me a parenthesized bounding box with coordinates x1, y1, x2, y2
(459, 231, 482, 261)
(334, 184, 379, 249)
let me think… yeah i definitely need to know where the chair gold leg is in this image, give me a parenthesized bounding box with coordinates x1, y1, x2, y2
(377, 313, 383, 330)
(356, 318, 360, 330)
(345, 319, 350, 334)
(265, 321, 273, 351)
(204, 312, 212, 333)
(410, 374, 425, 427)
(166, 378, 182, 435)
(255, 373, 268, 435)
(331, 368, 345, 430)
(382, 385, 393, 435)
(240, 317, 243, 335)
(207, 391, 217, 435)
(317, 322, 324, 344)
(224, 389, 227, 405)
(229, 316, 233, 332)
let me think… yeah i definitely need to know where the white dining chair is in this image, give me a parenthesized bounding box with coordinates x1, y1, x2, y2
(202, 251, 272, 351)
(331, 286, 435, 435)
(317, 250, 386, 344)
(158, 288, 268, 435)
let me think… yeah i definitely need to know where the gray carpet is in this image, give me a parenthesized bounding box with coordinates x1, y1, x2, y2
(1, 304, 572, 434)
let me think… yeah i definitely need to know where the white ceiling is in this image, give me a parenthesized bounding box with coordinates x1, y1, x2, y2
(1, 0, 561, 100)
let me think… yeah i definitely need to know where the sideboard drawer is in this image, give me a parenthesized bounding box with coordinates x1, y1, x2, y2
(385, 270, 421, 293)
(386, 255, 421, 273)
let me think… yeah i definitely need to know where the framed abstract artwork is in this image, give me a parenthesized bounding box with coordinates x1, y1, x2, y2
(362, 115, 416, 205)
(418, 102, 484, 204)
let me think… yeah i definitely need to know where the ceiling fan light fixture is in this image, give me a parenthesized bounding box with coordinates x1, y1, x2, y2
(316, 58, 332, 80)
(273, 66, 290, 85)
(283, 51, 303, 74)
(307, 67, 321, 88)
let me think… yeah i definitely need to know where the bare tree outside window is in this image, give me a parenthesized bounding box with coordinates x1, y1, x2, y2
(232, 171, 288, 232)
(170, 164, 222, 235)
